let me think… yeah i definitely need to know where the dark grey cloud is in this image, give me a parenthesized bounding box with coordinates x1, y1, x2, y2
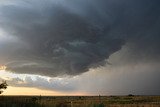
(0, 0, 160, 77)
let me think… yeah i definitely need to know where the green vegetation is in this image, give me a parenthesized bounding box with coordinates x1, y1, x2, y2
(0, 96, 160, 107)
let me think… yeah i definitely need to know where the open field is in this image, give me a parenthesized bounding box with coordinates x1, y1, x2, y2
(0, 95, 160, 107)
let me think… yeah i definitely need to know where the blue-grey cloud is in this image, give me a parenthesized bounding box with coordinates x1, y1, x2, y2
(7, 76, 76, 92)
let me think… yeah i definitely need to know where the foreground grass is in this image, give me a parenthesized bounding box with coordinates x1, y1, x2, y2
(0, 95, 160, 107)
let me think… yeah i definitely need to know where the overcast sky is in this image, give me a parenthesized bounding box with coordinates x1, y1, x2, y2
(0, 0, 160, 95)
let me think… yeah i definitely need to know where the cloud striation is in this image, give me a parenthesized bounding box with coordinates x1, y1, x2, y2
(0, 0, 160, 77)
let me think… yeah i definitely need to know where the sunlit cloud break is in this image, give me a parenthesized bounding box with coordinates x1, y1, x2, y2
(0, 66, 6, 70)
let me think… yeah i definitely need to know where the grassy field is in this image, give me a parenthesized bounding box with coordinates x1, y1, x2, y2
(0, 95, 160, 107)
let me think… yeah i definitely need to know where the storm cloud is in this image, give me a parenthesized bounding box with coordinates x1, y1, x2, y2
(0, 0, 160, 77)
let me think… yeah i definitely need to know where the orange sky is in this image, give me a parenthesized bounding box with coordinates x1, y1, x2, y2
(3, 86, 62, 96)
(2, 86, 87, 96)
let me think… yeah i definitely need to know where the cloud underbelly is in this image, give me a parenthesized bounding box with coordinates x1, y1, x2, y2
(0, 0, 160, 77)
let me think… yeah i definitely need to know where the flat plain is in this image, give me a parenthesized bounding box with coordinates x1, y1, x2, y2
(0, 95, 160, 107)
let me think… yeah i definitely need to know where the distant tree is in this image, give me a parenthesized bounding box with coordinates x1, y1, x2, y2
(0, 81, 8, 94)
(128, 94, 134, 97)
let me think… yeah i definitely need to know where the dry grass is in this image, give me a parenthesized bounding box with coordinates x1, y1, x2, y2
(0, 95, 160, 107)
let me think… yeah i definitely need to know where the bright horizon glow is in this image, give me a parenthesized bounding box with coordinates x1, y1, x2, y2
(0, 65, 6, 70)
(3, 86, 87, 96)
(0, 69, 90, 96)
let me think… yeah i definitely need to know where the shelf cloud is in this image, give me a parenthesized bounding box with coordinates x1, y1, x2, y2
(0, 0, 160, 77)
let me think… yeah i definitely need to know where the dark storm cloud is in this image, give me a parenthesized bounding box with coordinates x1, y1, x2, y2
(0, 0, 160, 76)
